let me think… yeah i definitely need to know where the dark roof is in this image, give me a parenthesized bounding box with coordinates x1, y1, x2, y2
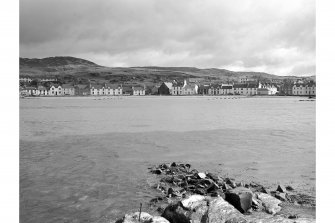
(133, 86, 145, 91)
(172, 82, 184, 87)
(62, 84, 75, 89)
(257, 88, 269, 91)
(75, 84, 89, 89)
(90, 84, 104, 89)
(25, 87, 36, 90)
(221, 86, 233, 89)
(198, 85, 210, 90)
(122, 86, 133, 92)
(105, 84, 121, 89)
(234, 83, 258, 88)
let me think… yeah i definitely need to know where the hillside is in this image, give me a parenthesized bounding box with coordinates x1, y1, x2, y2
(19, 56, 306, 86)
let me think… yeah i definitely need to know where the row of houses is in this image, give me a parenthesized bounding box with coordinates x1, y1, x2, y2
(158, 81, 282, 96)
(292, 83, 316, 96)
(19, 76, 58, 83)
(20, 80, 316, 97)
(20, 83, 146, 97)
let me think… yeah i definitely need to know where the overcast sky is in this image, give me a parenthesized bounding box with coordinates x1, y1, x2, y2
(20, 0, 315, 76)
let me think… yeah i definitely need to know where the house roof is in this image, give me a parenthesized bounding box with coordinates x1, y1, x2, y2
(198, 85, 210, 90)
(76, 84, 89, 89)
(172, 82, 184, 87)
(234, 83, 258, 88)
(183, 84, 197, 89)
(133, 86, 145, 91)
(37, 86, 47, 90)
(48, 84, 62, 89)
(221, 85, 233, 89)
(163, 82, 173, 89)
(257, 88, 269, 91)
(25, 87, 36, 90)
(122, 86, 133, 92)
(105, 84, 121, 89)
(62, 84, 74, 89)
(90, 84, 104, 89)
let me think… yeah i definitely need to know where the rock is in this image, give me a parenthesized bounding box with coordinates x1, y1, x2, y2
(226, 178, 237, 188)
(170, 162, 177, 167)
(251, 197, 261, 210)
(276, 184, 286, 193)
(256, 192, 282, 215)
(194, 188, 206, 195)
(224, 217, 248, 223)
(275, 192, 287, 201)
(122, 212, 169, 223)
(152, 169, 163, 174)
(207, 196, 246, 223)
(222, 182, 232, 191)
(225, 187, 253, 213)
(207, 173, 220, 182)
(197, 172, 206, 179)
(181, 194, 207, 210)
(286, 185, 294, 191)
(288, 214, 299, 219)
(259, 186, 270, 194)
(161, 203, 191, 223)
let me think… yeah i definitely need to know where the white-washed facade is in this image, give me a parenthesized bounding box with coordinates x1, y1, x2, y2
(133, 87, 145, 96)
(233, 83, 259, 95)
(292, 84, 316, 96)
(48, 85, 63, 96)
(62, 85, 75, 96)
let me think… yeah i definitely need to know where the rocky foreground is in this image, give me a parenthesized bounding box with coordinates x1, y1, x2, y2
(114, 163, 315, 223)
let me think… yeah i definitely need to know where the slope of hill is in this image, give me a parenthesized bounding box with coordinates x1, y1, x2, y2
(20, 56, 306, 86)
(20, 56, 99, 67)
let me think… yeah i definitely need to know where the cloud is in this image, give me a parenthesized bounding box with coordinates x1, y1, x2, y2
(20, 0, 315, 76)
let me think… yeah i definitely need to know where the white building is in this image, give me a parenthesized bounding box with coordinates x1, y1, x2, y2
(90, 84, 104, 96)
(171, 82, 184, 95)
(36, 86, 48, 96)
(105, 84, 123, 95)
(133, 86, 145, 96)
(40, 77, 57, 82)
(233, 83, 260, 95)
(181, 80, 198, 95)
(239, 76, 255, 84)
(19, 77, 32, 83)
(258, 83, 278, 95)
(48, 85, 63, 96)
(221, 85, 234, 95)
(24, 87, 37, 96)
(292, 83, 316, 96)
(62, 84, 75, 96)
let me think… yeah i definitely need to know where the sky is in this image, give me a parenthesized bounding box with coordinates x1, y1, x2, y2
(20, 0, 315, 76)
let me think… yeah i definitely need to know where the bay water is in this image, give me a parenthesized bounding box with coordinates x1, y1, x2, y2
(20, 96, 315, 223)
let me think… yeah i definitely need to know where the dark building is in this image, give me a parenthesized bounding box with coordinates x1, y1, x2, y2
(158, 82, 172, 95)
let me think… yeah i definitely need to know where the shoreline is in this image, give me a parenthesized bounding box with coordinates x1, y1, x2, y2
(113, 162, 315, 222)
(20, 95, 315, 99)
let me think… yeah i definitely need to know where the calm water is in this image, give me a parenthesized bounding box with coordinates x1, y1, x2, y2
(20, 96, 315, 223)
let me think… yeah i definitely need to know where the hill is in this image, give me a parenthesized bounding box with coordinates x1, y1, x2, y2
(19, 56, 308, 86)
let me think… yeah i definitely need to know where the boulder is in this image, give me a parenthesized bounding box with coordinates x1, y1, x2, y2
(256, 192, 282, 215)
(286, 185, 294, 191)
(225, 187, 253, 213)
(207, 196, 246, 223)
(197, 172, 207, 179)
(275, 192, 287, 201)
(226, 178, 237, 188)
(122, 212, 169, 223)
(161, 203, 191, 223)
(222, 182, 232, 191)
(181, 194, 207, 210)
(276, 185, 286, 193)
